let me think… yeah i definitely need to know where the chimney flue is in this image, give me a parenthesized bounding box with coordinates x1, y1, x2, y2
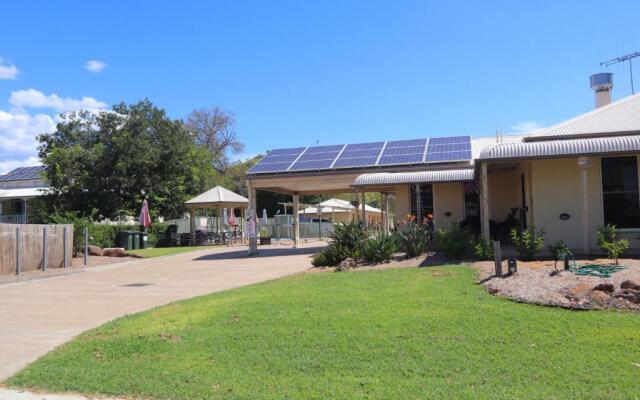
(590, 73, 613, 108)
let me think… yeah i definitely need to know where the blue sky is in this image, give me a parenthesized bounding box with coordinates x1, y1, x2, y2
(1, 0, 640, 172)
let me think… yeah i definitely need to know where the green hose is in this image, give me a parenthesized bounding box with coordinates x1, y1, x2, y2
(560, 251, 626, 278)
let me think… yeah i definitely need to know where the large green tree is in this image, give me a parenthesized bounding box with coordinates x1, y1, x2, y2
(38, 100, 213, 220)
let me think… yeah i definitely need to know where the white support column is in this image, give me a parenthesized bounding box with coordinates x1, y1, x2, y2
(360, 188, 367, 225)
(353, 187, 359, 222)
(480, 162, 490, 240)
(415, 184, 422, 223)
(293, 193, 300, 248)
(241, 208, 245, 244)
(383, 193, 389, 232)
(578, 157, 592, 255)
(189, 207, 196, 245)
(247, 184, 258, 255)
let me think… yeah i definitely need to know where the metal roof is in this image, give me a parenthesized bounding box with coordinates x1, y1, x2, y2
(526, 92, 640, 141)
(0, 187, 48, 199)
(0, 166, 45, 182)
(480, 134, 640, 161)
(354, 169, 474, 186)
(471, 135, 527, 159)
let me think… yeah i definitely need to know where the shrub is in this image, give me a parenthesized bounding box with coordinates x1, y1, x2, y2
(510, 225, 545, 261)
(435, 222, 474, 260)
(548, 240, 571, 270)
(396, 223, 430, 258)
(597, 224, 629, 265)
(330, 221, 367, 263)
(363, 230, 399, 263)
(473, 237, 494, 260)
(311, 244, 346, 267)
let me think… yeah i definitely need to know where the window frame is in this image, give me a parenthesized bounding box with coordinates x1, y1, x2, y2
(600, 154, 640, 231)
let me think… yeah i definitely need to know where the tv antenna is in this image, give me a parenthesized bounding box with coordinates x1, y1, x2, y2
(601, 51, 640, 94)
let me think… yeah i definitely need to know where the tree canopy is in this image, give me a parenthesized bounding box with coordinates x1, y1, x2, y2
(37, 100, 213, 221)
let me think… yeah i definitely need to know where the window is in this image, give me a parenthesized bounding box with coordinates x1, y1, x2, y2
(410, 184, 433, 221)
(1, 199, 25, 216)
(601, 156, 640, 228)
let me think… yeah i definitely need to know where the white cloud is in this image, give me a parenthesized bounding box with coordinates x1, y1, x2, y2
(0, 110, 55, 154)
(0, 58, 19, 80)
(9, 89, 107, 112)
(0, 89, 107, 174)
(509, 121, 545, 134)
(85, 60, 107, 73)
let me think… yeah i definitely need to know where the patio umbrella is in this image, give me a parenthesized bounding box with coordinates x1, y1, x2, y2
(139, 199, 152, 229)
(262, 209, 268, 225)
(223, 207, 229, 227)
(228, 207, 236, 225)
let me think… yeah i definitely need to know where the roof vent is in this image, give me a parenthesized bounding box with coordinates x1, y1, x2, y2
(590, 73, 613, 108)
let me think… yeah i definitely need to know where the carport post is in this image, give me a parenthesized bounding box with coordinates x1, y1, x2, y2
(360, 188, 366, 224)
(383, 193, 389, 232)
(42, 226, 48, 271)
(15, 227, 21, 275)
(293, 193, 300, 248)
(480, 162, 491, 240)
(189, 208, 196, 246)
(247, 185, 258, 255)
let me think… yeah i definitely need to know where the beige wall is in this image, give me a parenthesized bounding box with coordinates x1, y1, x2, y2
(529, 156, 639, 253)
(488, 168, 519, 222)
(433, 183, 464, 230)
(394, 184, 410, 225)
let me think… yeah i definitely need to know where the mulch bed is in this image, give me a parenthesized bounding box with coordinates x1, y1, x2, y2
(473, 258, 640, 311)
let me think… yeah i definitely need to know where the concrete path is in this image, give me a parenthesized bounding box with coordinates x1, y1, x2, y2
(0, 243, 322, 383)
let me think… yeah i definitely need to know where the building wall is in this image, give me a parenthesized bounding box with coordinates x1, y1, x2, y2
(488, 168, 519, 222)
(394, 184, 410, 225)
(529, 156, 638, 253)
(433, 182, 464, 230)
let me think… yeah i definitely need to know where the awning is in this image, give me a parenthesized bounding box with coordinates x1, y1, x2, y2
(354, 169, 474, 186)
(185, 186, 249, 208)
(479, 135, 640, 161)
(0, 187, 48, 199)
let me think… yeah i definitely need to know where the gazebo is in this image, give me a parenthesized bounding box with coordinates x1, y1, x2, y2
(185, 186, 249, 244)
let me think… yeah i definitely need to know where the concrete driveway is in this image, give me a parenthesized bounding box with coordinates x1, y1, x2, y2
(0, 243, 322, 381)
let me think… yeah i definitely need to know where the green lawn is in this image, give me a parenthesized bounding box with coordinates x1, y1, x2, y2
(7, 267, 640, 399)
(128, 246, 211, 258)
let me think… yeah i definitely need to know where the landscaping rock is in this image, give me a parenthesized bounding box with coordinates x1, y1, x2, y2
(613, 289, 640, 304)
(589, 290, 611, 305)
(88, 245, 103, 256)
(566, 283, 592, 300)
(621, 280, 640, 290)
(337, 258, 356, 271)
(593, 283, 614, 293)
(103, 248, 127, 257)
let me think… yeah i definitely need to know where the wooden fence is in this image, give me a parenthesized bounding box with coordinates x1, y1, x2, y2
(0, 223, 73, 275)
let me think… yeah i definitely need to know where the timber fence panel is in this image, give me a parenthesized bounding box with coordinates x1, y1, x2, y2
(0, 223, 73, 274)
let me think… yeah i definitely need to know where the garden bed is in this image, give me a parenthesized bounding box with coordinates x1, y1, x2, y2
(474, 258, 640, 311)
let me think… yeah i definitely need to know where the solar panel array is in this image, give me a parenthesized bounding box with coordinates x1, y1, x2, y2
(0, 166, 45, 181)
(425, 136, 472, 163)
(248, 136, 472, 174)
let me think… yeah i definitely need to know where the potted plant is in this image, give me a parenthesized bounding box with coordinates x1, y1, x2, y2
(259, 227, 272, 245)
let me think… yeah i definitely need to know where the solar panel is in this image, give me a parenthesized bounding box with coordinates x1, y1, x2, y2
(332, 141, 385, 168)
(248, 135, 474, 174)
(0, 166, 45, 182)
(248, 147, 307, 173)
(333, 156, 379, 168)
(425, 136, 471, 163)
